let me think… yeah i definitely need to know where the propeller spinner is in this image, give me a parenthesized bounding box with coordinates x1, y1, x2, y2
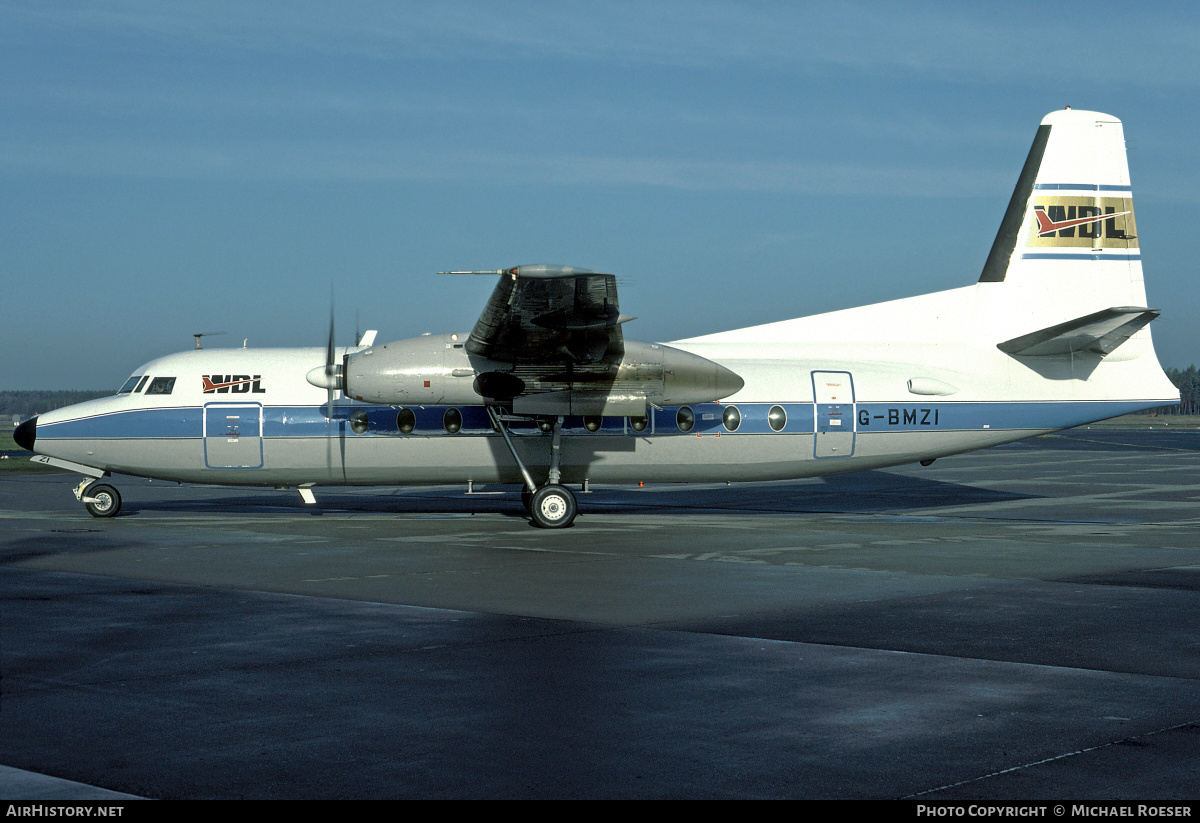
(306, 309, 344, 393)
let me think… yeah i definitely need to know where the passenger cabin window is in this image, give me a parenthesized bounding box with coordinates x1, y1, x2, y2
(145, 377, 176, 395)
(722, 405, 741, 432)
(768, 405, 787, 432)
(117, 375, 144, 394)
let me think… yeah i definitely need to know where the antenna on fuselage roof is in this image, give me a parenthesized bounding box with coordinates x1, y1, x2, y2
(193, 331, 228, 350)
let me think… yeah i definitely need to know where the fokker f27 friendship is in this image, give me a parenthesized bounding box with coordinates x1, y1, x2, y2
(15, 109, 1180, 527)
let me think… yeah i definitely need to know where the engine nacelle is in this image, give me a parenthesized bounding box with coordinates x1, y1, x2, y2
(340, 333, 480, 406)
(328, 333, 743, 414)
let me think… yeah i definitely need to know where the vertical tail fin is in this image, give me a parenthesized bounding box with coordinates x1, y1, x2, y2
(978, 108, 1145, 312)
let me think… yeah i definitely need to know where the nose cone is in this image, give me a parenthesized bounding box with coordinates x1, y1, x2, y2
(13, 416, 36, 451)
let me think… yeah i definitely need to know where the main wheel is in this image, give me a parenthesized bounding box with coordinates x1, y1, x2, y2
(84, 483, 122, 518)
(529, 484, 577, 529)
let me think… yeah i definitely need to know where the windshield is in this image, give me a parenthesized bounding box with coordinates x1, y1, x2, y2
(116, 375, 143, 394)
(145, 377, 175, 395)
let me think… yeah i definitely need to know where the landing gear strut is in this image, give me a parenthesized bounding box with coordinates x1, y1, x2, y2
(488, 407, 578, 528)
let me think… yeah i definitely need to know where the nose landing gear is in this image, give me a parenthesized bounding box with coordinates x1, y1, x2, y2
(73, 478, 122, 518)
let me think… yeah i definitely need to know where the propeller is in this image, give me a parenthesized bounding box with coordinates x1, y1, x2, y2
(304, 301, 348, 480)
(326, 301, 336, 408)
(327, 306, 339, 479)
(304, 300, 373, 480)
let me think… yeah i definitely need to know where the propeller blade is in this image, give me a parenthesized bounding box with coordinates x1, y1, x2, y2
(321, 292, 347, 482)
(327, 304, 336, 378)
(326, 302, 335, 475)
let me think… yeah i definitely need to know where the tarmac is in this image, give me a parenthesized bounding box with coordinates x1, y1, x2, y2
(1, 428, 1198, 799)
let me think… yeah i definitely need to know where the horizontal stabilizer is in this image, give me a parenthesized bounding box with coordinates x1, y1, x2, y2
(997, 306, 1159, 357)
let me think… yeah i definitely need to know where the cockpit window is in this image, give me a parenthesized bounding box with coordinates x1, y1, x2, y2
(117, 375, 143, 394)
(145, 377, 176, 395)
(135, 376, 150, 393)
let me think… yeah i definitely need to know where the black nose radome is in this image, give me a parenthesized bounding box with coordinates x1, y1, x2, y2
(13, 416, 36, 451)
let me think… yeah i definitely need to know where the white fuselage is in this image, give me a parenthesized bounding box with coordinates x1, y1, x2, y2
(25, 279, 1178, 490)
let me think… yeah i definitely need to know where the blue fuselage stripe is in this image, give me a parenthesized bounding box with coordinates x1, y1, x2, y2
(1032, 184, 1133, 193)
(35, 400, 1163, 441)
(1022, 253, 1141, 261)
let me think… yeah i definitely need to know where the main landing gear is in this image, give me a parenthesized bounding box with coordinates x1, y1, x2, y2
(74, 478, 122, 518)
(526, 484, 577, 529)
(488, 407, 578, 529)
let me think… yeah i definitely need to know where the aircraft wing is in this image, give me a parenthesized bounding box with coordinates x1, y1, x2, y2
(359, 263, 741, 416)
(461, 265, 634, 366)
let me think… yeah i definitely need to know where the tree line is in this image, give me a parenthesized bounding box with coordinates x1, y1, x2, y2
(1, 390, 110, 421)
(2, 368, 1198, 420)
(1162, 366, 1200, 415)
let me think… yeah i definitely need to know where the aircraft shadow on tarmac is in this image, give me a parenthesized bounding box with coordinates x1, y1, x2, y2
(116, 469, 1035, 521)
(1009, 429, 1200, 451)
(2, 528, 144, 565)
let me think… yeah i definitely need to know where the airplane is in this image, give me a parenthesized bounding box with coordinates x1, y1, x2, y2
(13, 108, 1180, 528)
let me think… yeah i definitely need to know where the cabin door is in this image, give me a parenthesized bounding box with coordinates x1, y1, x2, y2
(812, 371, 855, 459)
(204, 403, 264, 469)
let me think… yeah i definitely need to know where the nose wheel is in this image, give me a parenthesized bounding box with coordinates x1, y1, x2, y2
(82, 482, 122, 518)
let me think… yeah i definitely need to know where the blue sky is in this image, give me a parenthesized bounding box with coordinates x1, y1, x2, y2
(3, 1, 1198, 389)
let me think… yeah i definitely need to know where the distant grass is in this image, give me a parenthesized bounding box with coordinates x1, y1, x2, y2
(0, 422, 53, 472)
(0, 459, 47, 472)
(0, 422, 36, 475)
